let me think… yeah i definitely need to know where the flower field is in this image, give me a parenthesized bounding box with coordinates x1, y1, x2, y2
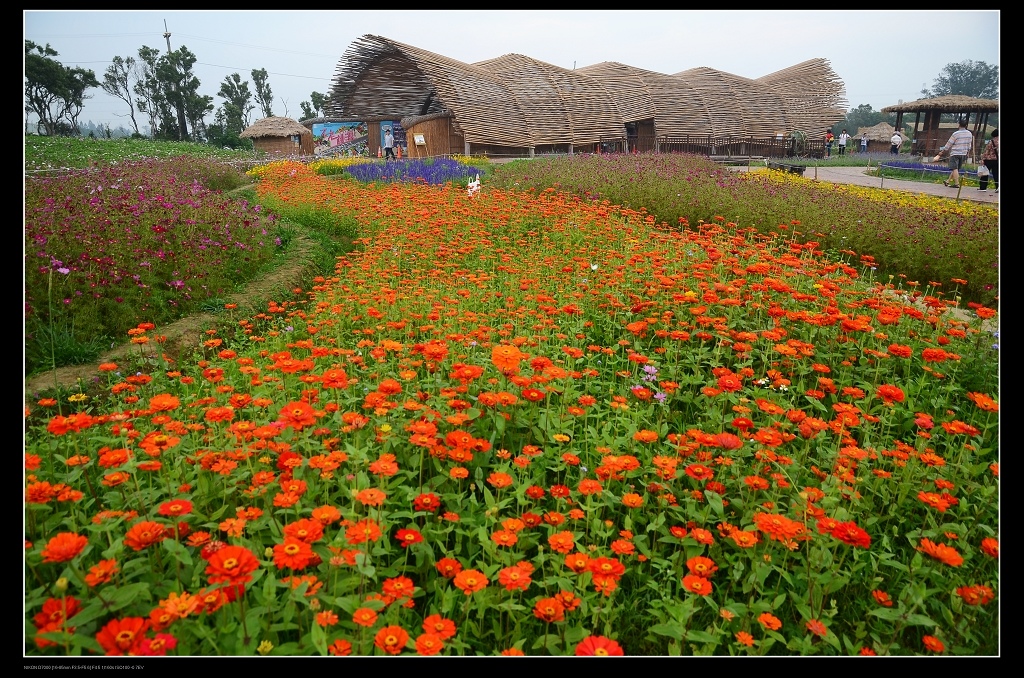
(24, 155, 998, 657)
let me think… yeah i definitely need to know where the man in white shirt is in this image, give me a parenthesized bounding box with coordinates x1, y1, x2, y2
(838, 129, 850, 155)
(890, 131, 902, 154)
(939, 119, 974, 187)
(383, 128, 396, 160)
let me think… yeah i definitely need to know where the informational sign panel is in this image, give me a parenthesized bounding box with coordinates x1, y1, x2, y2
(312, 121, 368, 156)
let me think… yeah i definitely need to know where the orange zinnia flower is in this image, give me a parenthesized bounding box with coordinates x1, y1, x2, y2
(40, 532, 88, 563)
(452, 569, 488, 595)
(805, 619, 828, 637)
(415, 632, 444, 656)
(352, 607, 378, 627)
(422, 614, 457, 640)
(533, 597, 566, 623)
(123, 521, 167, 551)
(492, 344, 524, 373)
(917, 538, 963, 567)
(758, 612, 782, 631)
(681, 574, 713, 595)
(273, 539, 315, 570)
(374, 625, 410, 655)
(204, 545, 260, 586)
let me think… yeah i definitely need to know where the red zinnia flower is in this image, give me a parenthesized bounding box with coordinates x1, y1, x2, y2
(805, 619, 828, 637)
(575, 635, 624, 656)
(40, 532, 88, 563)
(95, 617, 149, 656)
(395, 527, 424, 548)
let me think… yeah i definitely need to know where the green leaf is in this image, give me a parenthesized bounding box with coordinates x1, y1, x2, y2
(867, 607, 903, 621)
(649, 622, 685, 640)
(904, 613, 939, 627)
(685, 629, 719, 643)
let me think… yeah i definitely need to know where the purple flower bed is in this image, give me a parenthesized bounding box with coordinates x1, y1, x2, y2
(345, 158, 476, 185)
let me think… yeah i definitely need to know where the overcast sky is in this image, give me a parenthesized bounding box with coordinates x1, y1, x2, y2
(24, 10, 1000, 132)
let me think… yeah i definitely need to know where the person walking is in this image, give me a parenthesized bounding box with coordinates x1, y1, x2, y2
(838, 129, 850, 156)
(824, 130, 834, 158)
(939, 119, 974, 187)
(383, 127, 396, 160)
(890, 129, 902, 155)
(860, 132, 869, 153)
(981, 128, 998, 192)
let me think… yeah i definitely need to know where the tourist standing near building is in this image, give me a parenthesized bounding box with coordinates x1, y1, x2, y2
(860, 132, 868, 153)
(890, 129, 902, 154)
(939, 119, 973, 187)
(383, 128, 396, 160)
(838, 129, 850, 155)
(981, 128, 998, 192)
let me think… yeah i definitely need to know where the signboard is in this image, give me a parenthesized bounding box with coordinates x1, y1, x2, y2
(312, 121, 368, 156)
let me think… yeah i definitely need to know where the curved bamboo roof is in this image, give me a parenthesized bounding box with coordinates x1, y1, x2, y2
(881, 95, 999, 114)
(240, 116, 312, 139)
(328, 35, 849, 147)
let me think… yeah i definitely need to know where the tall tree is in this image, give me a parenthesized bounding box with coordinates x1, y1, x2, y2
(24, 41, 65, 136)
(133, 46, 165, 137)
(101, 55, 141, 135)
(217, 73, 254, 135)
(156, 46, 203, 141)
(924, 60, 999, 99)
(251, 68, 274, 118)
(24, 40, 99, 136)
(299, 100, 314, 120)
(59, 66, 100, 135)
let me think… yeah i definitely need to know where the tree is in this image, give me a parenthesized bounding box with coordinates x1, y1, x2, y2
(133, 46, 165, 138)
(60, 66, 100, 135)
(24, 41, 65, 136)
(156, 46, 203, 141)
(101, 55, 141, 135)
(252, 68, 274, 118)
(311, 91, 328, 117)
(218, 73, 254, 136)
(24, 40, 99, 136)
(300, 92, 328, 120)
(924, 60, 998, 100)
(831, 104, 888, 137)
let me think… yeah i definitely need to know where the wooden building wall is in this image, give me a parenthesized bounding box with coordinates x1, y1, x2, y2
(404, 116, 464, 158)
(253, 135, 314, 155)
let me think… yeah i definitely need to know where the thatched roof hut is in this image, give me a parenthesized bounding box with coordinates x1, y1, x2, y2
(881, 95, 998, 157)
(240, 116, 315, 156)
(327, 34, 848, 157)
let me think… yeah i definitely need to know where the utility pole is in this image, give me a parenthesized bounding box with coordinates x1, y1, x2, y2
(164, 20, 189, 141)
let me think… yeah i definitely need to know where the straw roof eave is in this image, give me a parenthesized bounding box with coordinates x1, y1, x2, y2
(240, 116, 312, 139)
(881, 95, 999, 114)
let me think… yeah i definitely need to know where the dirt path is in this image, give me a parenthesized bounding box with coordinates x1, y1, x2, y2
(24, 230, 321, 404)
